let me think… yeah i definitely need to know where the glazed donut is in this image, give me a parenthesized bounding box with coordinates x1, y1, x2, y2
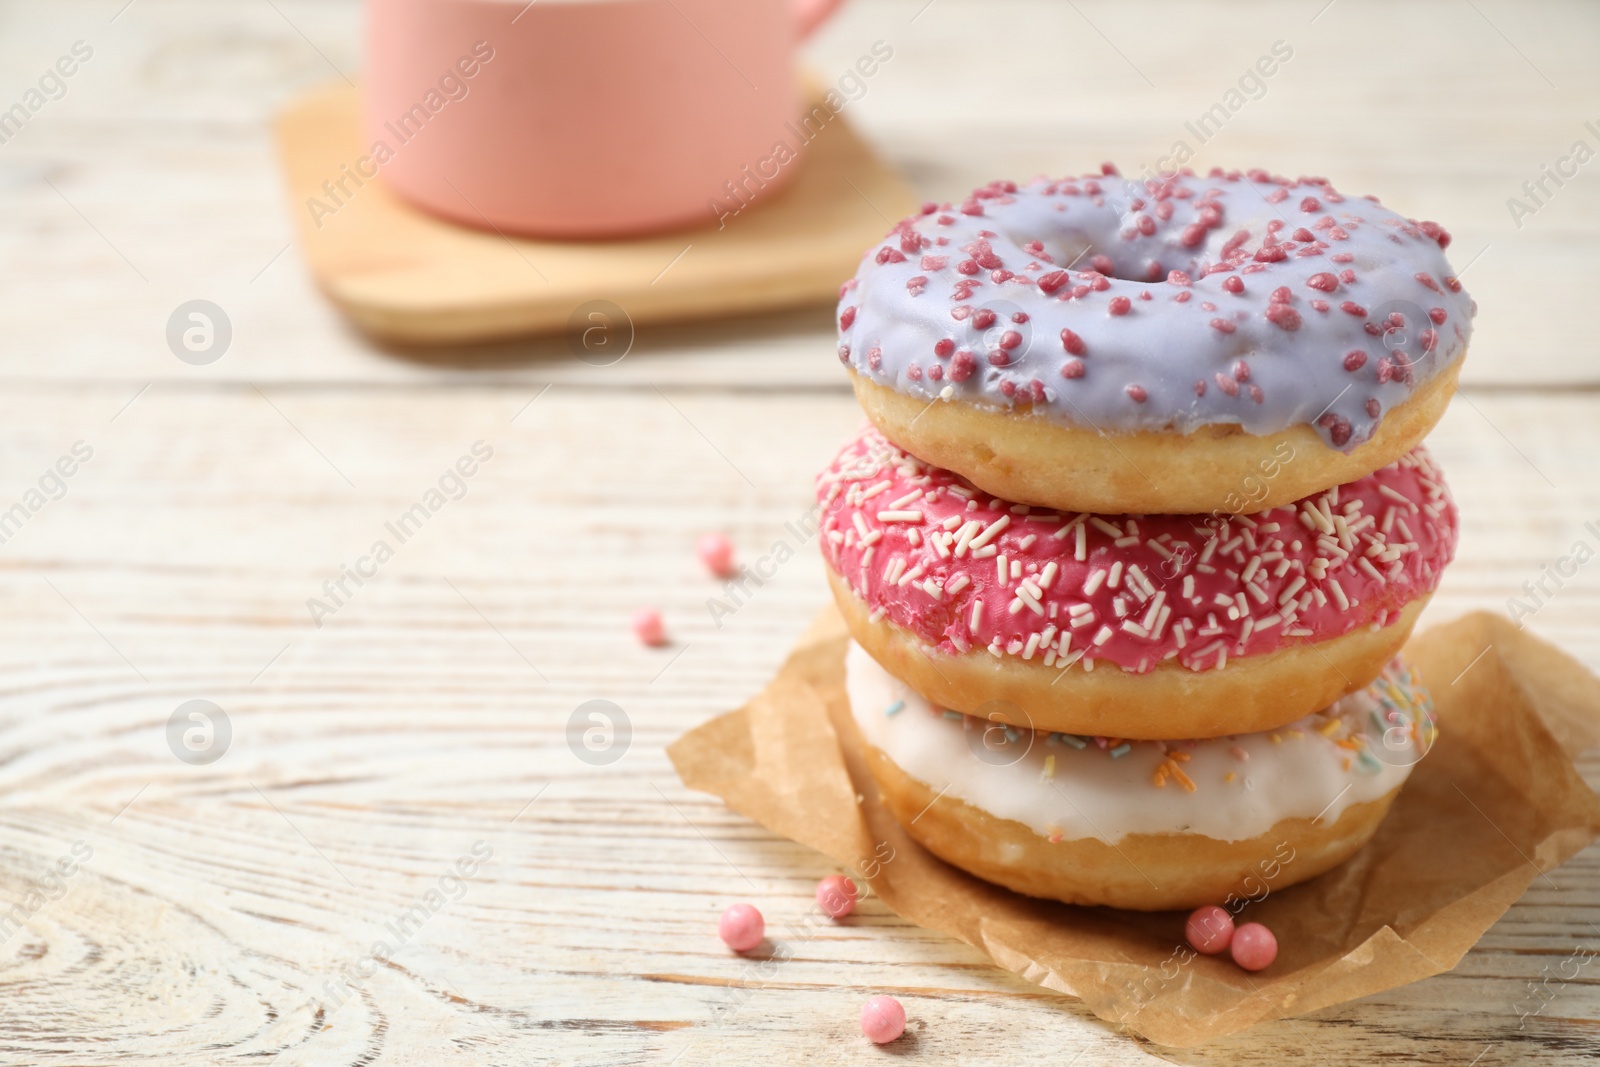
(817, 428, 1456, 739)
(836, 167, 1474, 515)
(846, 641, 1434, 911)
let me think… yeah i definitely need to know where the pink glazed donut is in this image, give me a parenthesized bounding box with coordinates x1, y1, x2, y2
(817, 427, 1457, 738)
(836, 167, 1474, 514)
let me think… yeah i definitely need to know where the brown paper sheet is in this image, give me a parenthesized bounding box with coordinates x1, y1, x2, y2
(668, 608, 1600, 1047)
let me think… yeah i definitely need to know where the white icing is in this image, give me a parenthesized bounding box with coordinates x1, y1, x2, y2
(846, 641, 1426, 844)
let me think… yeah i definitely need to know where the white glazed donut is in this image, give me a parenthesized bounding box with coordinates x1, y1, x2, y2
(847, 640, 1432, 911)
(837, 166, 1474, 514)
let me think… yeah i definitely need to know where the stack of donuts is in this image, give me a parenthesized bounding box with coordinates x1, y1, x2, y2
(817, 166, 1472, 910)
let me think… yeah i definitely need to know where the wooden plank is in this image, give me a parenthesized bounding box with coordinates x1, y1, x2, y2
(0, 383, 1595, 1061)
(0, 0, 1594, 384)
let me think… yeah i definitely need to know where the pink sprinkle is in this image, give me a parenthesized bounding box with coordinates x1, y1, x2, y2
(950, 350, 976, 382)
(631, 607, 666, 647)
(1306, 272, 1338, 292)
(817, 875, 858, 918)
(1223, 276, 1244, 294)
(1061, 358, 1086, 379)
(1037, 269, 1070, 294)
(1230, 922, 1278, 971)
(1108, 296, 1132, 316)
(1210, 318, 1236, 334)
(1428, 307, 1448, 324)
(972, 308, 997, 329)
(934, 338, 955, 358)
(861, 996, 906, 1044)
(697, 532, 736, 578)
(839, 307, 856, 330)
(1126, 384, 1148, 402)
(1264, 304, 1302, 331)
(1343, 350, 1368, 372)
(1186, 905, 1234, 955)
(999, 330, 1023, 351)
(1060, 328, 1087, 355)
(719, 903, 764, 952)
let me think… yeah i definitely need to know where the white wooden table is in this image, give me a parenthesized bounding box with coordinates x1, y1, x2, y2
(1, 0, 1598, 1062)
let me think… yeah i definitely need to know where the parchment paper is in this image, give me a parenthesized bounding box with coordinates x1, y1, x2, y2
(668, 608, 1600, 1046)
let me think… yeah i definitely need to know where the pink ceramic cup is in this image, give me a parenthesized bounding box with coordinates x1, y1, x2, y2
(364, 0, 846, 238)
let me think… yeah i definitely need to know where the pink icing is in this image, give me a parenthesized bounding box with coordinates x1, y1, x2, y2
(817, 429, 1457, 673)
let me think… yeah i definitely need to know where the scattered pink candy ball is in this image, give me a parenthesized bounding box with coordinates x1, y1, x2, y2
(697, 532, 736, 578)
(1230, 922, 1278, 972)
(718, 903, 764, 952)
(631, 607, 666, 646)
(816, 874, 857, 919)
(1185, 905, 1235, 955)
(860, 995, 905, 1044)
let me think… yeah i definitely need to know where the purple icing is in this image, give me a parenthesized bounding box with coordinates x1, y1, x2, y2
(836, 167, 1474, 450)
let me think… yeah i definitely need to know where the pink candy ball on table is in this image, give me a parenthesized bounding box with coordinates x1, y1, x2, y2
(1185, 905, 1235, 955)
(1230, 922, 1278, 972)
(718, 903, 764, 952)
(816, 874, 857, 918)
(860, 995, 905, 1044)
(631, 607, 666, 646)
(697, 532, 736, 578)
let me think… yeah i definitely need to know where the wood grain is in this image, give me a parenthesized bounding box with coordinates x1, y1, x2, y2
(0, 0, 1598, 1062)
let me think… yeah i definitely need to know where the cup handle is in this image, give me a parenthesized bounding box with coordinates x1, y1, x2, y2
(794, 0, 846, 39)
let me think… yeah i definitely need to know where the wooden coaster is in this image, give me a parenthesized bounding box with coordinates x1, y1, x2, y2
(273, 83, 919, 345)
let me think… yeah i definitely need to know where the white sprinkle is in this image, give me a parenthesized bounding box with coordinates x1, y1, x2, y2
(968, 514, 1011, 550)
(889, 489, 923, 509)
(1278, 576, 1306, 606)
(1075, 523, 1087, 561)
(1108, 561, 1123, 589)
(969, 599, 984, 634)
(996, 555, 1008, 585)
(1083, 569, 1107, 596)
(1040, 562, 1059, 589)
(1013, 587, 1044, 616)
(952, 519, 982, 557)
(1182, 574, 1195, 599)
(877, 510, 923, 523)
(945, 573, 970, 596)
(1378, 484, 1417, 510)
(1090, 517, 1122, 538)
(1092, 625, 1115, 646)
